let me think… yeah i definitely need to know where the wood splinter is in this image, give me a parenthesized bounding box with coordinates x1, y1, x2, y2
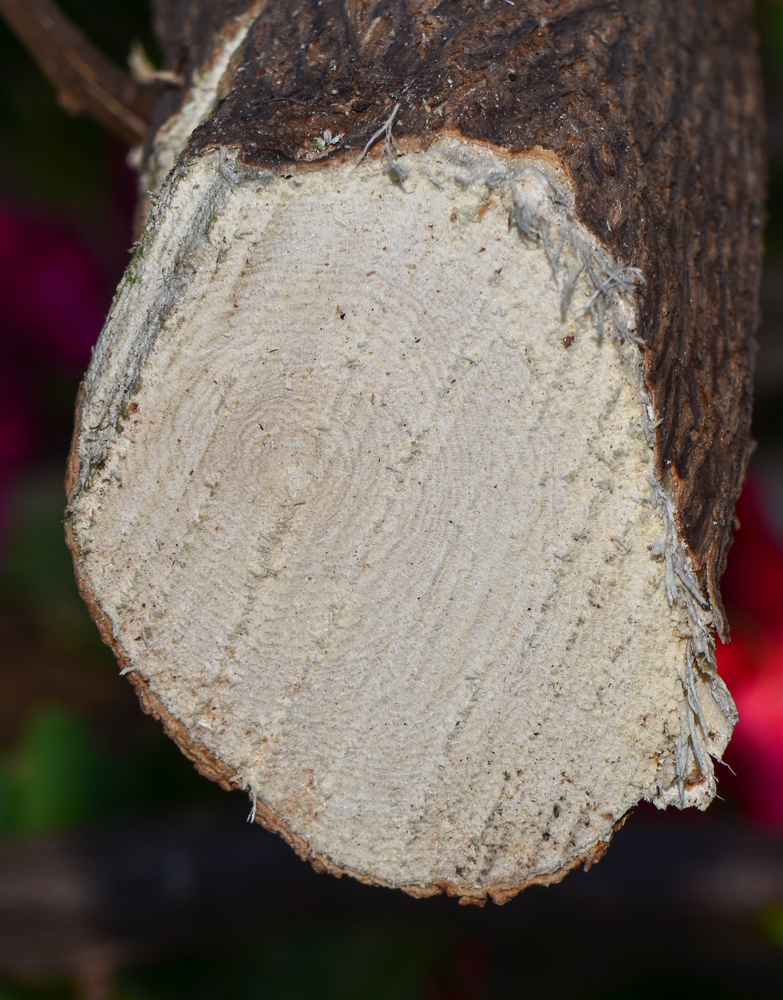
(65, 0, 764, 904)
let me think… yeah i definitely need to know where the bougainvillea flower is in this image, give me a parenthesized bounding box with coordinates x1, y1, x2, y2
(717, 478, 783, 826)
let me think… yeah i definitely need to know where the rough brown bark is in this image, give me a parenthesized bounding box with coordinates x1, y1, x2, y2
(155, 0, 764, 640)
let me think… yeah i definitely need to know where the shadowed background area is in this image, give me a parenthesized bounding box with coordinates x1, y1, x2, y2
(1, 1, 783, 998)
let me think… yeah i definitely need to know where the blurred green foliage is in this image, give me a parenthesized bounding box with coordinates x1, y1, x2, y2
(759, 0, 783, 91)
(119, 927, 447, 1000)
(2, 475, 102, 651)
(0, 926, 448, 1000)
(0, 682, 221, 839)
(758, 903, 783, 949)
(0, 704, 129, 835)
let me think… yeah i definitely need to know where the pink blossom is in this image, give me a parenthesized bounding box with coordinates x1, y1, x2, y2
(717, 479, 783, 825)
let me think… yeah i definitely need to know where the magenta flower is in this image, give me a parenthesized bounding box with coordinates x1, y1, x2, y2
(717, 479, 783, 825)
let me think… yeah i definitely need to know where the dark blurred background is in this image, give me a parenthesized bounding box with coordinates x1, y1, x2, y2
(2, 3, 783, 998)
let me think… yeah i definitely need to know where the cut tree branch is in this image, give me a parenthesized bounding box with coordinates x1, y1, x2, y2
(65, 0, 764, 904)
(0, 0, 153, 145)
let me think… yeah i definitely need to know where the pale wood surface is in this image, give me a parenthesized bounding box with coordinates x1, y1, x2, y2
(68, 141, 735, 901)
